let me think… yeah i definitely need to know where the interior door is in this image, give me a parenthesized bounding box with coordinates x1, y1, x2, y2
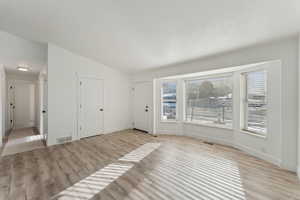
(79, 78, 104, 138)
(133, 82, 152, 133)
(14, 81, 35, 129)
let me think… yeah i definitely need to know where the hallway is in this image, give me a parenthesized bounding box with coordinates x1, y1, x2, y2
(1, 128, 45, 156)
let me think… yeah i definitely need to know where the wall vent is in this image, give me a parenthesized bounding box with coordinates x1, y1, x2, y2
(57, 136, 72, 144)
(203, 141, 214, 145)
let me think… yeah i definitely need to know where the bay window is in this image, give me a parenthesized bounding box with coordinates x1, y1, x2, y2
(161, 81, 177, 120)
(242, 70, 267, 135)
(185, 76, 233, 128)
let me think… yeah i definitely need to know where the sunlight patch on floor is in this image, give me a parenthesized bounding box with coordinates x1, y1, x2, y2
(6, 134, 44, 147)
(118, 143, 161, 162)
(51, 143, 161, 200)
(51, 163, 134, 200)
(150, 152, 247, 200)
(2, 134, 45, 156)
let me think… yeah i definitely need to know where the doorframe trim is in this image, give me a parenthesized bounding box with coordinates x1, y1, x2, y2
(38, 74, 48, 142)
(76, 74, 104, 140)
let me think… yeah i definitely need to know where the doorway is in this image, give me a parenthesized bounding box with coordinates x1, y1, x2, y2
(133, 82, 152, 133)
(78, 77, 104, 138)
(2, 78, 45, 156)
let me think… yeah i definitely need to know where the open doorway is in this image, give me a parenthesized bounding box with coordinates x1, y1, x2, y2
(2, 71, 46, 156)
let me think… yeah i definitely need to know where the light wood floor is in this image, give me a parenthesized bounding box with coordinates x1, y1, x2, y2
(1, 128, 45, 156)
(0, 130, 299, 200)
(7, 128, 37, 140)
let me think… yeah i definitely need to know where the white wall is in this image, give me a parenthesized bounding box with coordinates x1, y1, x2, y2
(298, 34, 300, 177)
(133, 36, 299, 172)
(47, 44, 132, 146)
(0, 65, 6, 146)
(0, 30, 47, 73)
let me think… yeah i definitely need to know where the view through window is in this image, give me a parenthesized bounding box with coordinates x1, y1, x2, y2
(185, 76, 233, 128)
(244, 71, 267, 135)
(161, 81, 177, 120)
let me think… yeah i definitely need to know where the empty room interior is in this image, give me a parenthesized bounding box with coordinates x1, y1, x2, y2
(0, 0, 300, 199)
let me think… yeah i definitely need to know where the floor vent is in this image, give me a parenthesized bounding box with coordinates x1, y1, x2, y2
(57, 136, 72, 144)
(203, 141, 214, 145)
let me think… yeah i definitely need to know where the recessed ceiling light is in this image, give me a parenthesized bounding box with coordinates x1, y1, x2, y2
(17, 66, 29, 72)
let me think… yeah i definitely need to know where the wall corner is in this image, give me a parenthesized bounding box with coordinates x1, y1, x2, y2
(298, 33, 300, 179)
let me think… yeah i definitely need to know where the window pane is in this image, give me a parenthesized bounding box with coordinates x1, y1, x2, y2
(185, 76, 233, 127)
(245, 71, 267, 134)
(161, 82, 177, 120)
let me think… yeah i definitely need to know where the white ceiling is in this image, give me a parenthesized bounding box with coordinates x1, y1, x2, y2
(0, 0, 299, 73)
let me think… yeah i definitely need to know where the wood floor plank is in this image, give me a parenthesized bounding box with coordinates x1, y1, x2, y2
(0, 130, 300, 200)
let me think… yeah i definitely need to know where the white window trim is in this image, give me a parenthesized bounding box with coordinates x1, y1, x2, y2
(183, 72, 234, 129)
(241, 69, 268, 137)
(240, 129, 267, 139)
(183, 121, 233, 130)
(182, 72, 234, 82)
(160, 79, 178, 122)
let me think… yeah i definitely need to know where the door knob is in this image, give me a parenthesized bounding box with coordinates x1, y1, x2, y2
(42, 110, 46, 113)
(145, 109, 148, 112)
(100, 108, 104, 111)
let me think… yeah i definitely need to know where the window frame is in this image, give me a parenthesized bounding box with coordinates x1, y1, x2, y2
(241, 69, 268, 137)
(183, 72, 234, 129)
(160, 79, 178, 122)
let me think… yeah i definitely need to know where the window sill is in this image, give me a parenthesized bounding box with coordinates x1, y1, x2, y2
(240, 129, 267, 139)
(160, 120, 178, 123)
(183, 121, 233, 131)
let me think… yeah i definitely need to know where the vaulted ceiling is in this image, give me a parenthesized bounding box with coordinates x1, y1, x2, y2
(0, 0, 299, 73)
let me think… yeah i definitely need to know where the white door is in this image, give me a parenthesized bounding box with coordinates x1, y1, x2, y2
(79, 78, 104, 138)
(133, 82, 152, 132)
(14, 81, 35, 129)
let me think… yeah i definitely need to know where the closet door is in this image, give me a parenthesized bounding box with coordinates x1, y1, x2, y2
(79, 77, 104, 138)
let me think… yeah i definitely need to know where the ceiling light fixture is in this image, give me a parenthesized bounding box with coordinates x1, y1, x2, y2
(17, 66, 30, 72)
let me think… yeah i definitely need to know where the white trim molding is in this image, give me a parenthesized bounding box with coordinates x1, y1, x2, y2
(235, 143, 282, 167)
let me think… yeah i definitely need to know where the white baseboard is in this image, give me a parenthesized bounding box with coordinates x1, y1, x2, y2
(157, 130, 234, 146)
(156, 130, 183, 136)
(235, 143, 282, 167)
(188, 133, 234, 147)
(104, 127, 132, 134)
